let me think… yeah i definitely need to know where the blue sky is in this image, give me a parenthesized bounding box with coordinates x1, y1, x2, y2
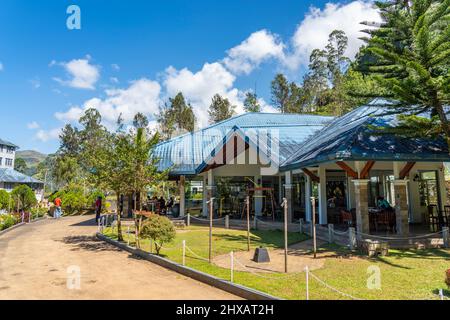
(0, 0, 380, 154)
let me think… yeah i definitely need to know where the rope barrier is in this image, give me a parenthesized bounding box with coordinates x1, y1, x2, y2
(185, 245, 210, 262)
(332, 229, 349, 236)
(233, 257, 299, 280)
(255, 218, 282, 227)
(308, 271, 363, 300)
(356, 230, 444, 241)
(169, 216, 187, 221)
(190, 216, 226, 222)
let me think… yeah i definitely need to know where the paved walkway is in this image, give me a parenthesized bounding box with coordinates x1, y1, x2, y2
(0, 216, 238, 300)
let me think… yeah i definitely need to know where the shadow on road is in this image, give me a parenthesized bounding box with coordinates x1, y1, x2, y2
(60, 235, 122, 253)
(69, 216, 98, 227)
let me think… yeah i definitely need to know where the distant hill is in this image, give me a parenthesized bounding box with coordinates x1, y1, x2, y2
(16, 150, 47, 176)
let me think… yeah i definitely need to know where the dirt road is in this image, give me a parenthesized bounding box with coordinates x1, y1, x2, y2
(0, 216, 238, 300)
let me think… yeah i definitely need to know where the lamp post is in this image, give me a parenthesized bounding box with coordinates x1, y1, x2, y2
(246, 196, 250, 252)
(208, 197, 215, 263)
(283, 197, 288, 273)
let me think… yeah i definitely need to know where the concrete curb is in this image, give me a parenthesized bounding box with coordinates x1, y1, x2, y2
(0, 217, 47, 237)
(96, 233, 282, 301)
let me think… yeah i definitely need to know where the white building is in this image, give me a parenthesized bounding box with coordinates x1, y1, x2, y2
(0, 138, 44, 201)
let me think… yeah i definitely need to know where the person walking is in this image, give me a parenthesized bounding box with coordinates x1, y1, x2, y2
(54, 197, 62, 219)
(95, 196, 103, 224)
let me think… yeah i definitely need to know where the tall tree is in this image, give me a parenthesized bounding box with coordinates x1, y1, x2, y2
(359, 0, 450, 147)
(14, 158, 28, 174)
(59, 124, 81, 157)
(271, 74, 291, 113)
(157, 92, 195, 140)
(208, 94, 236, 123)
(243, 92, 261, 113)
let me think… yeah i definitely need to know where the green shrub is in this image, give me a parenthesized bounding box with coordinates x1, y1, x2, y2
(139, 215, 176, 255)
(11, 185, 37, 211)
(30, 207, 48, 219)
(49, 185, 87, 215)
(0, 214, 19, 231)
(0, 190, 11, 211)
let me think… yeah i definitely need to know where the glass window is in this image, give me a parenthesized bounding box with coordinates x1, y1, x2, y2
(419, 171, 439, 207)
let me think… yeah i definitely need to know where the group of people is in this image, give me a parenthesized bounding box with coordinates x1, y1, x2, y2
(148, 196, 174, 215)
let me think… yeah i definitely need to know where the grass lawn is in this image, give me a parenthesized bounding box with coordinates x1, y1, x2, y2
(103, 225, 450, 300)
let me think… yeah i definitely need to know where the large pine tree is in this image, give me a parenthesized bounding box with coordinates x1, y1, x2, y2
(359, 0, 450, 146)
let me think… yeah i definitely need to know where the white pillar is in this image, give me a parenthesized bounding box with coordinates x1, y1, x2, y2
(394, 179, 409, 235)
(318, 166, 327, 225)
(305, 175, 312, 222)
(408, 169, 422, 223)
(278, 175, 283, 203)
(179, 175, 186, 217)
(347, 176, 355, 210)
(353, 179, 370, 236)
(254, 175, 263, 216)
(284, 171, 293, 223)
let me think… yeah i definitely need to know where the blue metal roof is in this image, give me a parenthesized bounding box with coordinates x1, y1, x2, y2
(0, 168, 43, 184)
(0, 138, 18, 149)
(153, 112, 334, 176)
(281, 99, 450, 170)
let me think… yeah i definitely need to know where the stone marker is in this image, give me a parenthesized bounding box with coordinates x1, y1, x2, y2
(253, 247, 270, 263)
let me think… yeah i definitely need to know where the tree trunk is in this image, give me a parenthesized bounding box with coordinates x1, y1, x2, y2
(432, 92, 450, 154)
(134, 191, 140, 248)
(116, 193, 123, 242)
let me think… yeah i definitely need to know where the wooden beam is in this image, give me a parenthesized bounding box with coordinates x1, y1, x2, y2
(336, 161, 358, 179)
(360, 161, 376, 179)
(399, 162, 416, 179)
(302, 168, 320, 183)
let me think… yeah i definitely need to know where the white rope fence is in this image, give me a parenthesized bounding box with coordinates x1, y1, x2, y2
(233, 256, 299, 280)
(190, 216, 227, 222)
(307, 268, 363, 300)
(356, 230, 444, 241)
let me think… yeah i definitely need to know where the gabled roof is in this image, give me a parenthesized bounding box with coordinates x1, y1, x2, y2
(281, 99, 450, 171)
(153, 112, 334, 176)
(0, 138, 18, 149)
(0, 168, 43, 184)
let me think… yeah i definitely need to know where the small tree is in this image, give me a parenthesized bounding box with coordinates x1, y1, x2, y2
(11, 185, 37, 212)
(0, 190, 11, 211)
(139, 215, 176, 255)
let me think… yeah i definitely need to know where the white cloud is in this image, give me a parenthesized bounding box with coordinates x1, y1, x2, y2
(164, 62, 245, 127)
(55, 78, 162, 127)
(284, 1, 381, 69)
(44, 1, 380, 140)
(27, 121, 40, 130)
(52, 57, 100, 90)
(35, 128, 61, 142)
(223, 30, 285, 75)
(0, 63, 3, 71)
